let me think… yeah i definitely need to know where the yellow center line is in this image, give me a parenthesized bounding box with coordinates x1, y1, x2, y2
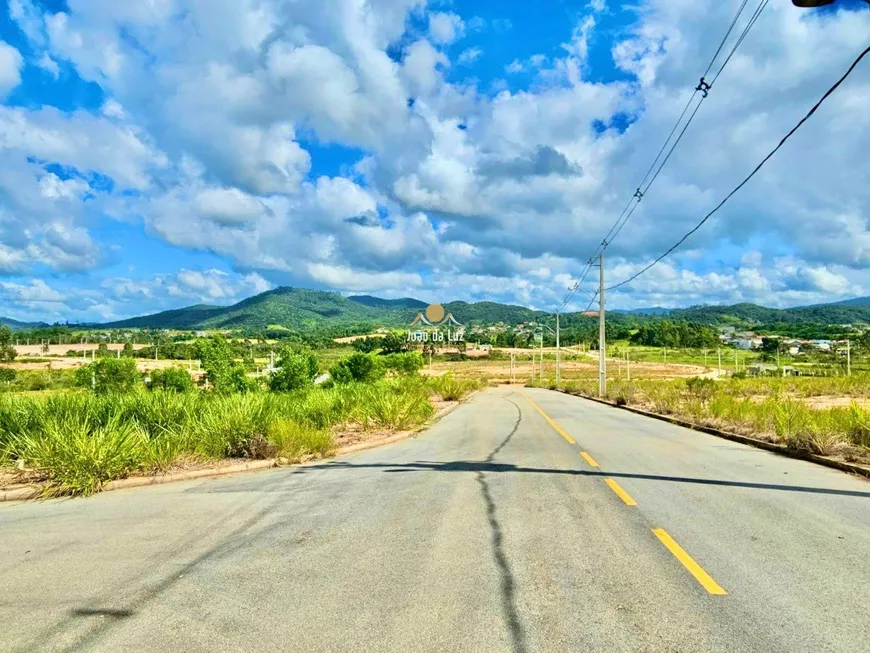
(652, 528, 727, 595)
(521, 392, 576, 444)
(604, 478, 637, 506)
(580, 451, 599, 467)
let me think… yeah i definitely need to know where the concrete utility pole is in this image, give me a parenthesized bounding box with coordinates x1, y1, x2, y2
(510, 352, 515, 383)
(734, 350, 738, 373)
(599, 254, 606, 398)
(555, 311, 561, 384)
(718, 348, 722, 375)
(626, 351, 631, 381)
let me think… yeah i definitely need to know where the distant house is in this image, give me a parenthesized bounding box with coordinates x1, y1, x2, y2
(748, 364, 800, 377)
(811, 340, 832, 351)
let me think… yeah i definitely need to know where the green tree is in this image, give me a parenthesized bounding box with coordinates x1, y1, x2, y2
(379, 332, 408, 355)
(122, 342, 135, 357)
(330, 353, 385, 384)
(195, 335, 255, 393)
(383, 351, 424, 375)
(0, 326, 16, 363)
(74, 357, 139, 395)
(96, 342, 111, 358)
(148, 367, 194, 392)
(352, 337, 381, 353)
(269, 347, 319, 392)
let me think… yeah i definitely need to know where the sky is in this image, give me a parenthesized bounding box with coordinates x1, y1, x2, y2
(0, 0, 869, 323)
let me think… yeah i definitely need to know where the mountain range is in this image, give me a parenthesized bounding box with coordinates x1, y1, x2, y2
(4, 287, 870, 331)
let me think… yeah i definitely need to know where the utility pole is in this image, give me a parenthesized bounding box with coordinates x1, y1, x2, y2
(718, 348, 722, 375)
(510, 352, 515, 383)
(626, 351, 630, 381)
(555, 311, 561, 384)
(734, 350, 738, 373)
(599, 253, 606, 398)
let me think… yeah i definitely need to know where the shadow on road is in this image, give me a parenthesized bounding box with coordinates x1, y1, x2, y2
(301, 460, 870, 499)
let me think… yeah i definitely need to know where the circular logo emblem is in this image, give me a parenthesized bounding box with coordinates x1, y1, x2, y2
(425, 303, 445, 323)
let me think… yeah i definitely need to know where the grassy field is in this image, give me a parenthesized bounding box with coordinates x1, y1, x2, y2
(530, 375, 870, 464)
(0, 375, 481, 497)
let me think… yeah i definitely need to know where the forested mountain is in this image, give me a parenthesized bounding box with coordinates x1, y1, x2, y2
(99, 287, 545, 330)
(14, 287, 870, 333)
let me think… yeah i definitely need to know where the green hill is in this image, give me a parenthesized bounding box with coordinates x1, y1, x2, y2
(94, 286, 870, 333)
(100, 287, 545, 330)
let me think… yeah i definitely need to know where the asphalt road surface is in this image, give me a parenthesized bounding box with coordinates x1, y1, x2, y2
(2, 387, 869, 653)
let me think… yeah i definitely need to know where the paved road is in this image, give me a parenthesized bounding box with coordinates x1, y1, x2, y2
(1, 387, 868, 652)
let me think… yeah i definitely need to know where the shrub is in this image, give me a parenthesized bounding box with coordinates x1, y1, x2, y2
(0, 326, 15, 363)
(429, 375, 478, 401)
(330, 353, 385, 384)
(74, 358, 139, 395)
(269, 347, 318, 392)
(148, 367, 194, 392)
(686, 377, 716, 402)
(0, 367, 16, 386)
(383, 351, 424, 375)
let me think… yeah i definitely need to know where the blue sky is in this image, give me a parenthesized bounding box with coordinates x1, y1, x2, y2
(0, 0, 868, 323)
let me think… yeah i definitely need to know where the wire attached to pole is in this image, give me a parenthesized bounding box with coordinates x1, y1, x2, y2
(606, 44, 870, 293)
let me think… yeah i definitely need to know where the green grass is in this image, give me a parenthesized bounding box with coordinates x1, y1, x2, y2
(530, 375, 870, 462)
(0, 376, 442, 496)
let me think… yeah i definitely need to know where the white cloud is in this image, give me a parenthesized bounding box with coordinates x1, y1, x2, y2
(0, 41, 24, 97)
(0, 0, 866, 317)
(457, 47, 482, 65)
(428, 11, 464, 44)
(36, 52, 60, 79)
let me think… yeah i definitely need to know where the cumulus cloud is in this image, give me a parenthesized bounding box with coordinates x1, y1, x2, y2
(0, 41, 24, 97)
(428, 11, 464, 44)
(0, 0, 867, 322)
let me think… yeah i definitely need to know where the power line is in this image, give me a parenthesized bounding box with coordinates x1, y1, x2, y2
(606, 44, 870, 293)
(557, 0, 764, 312)
(710, 0, 770, 86)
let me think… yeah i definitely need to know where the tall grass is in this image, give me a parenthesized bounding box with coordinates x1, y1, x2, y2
(531, 376, 870, 462)
(0, 376, 439, 496)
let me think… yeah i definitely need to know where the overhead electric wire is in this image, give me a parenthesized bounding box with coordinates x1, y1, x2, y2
(710, 0, 770, 86)
(557, 0, 764, 313)
(606, 44, 870, 293)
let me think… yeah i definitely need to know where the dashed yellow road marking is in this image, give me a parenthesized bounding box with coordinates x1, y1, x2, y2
(521, 392, 575, 444)
(580, 451, 599, 467)
(604, 478, 637, 506)
(652, 528, 727, 595)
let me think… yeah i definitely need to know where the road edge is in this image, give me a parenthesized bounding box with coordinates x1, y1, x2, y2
(0, 391, 477, 503)
(543, 389, 870, 480)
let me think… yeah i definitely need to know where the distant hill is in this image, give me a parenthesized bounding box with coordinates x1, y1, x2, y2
(667, 302, 870, 326)
(101, 287, 543, 330)
(85, 287, 870, 332)
(0, 317, 47, 329)
(348, 295, 427, 310)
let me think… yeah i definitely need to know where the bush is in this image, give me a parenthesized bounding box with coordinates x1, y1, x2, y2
(0, 326, 15, 363)
(383, 351, 424, 376)
(74, 358, 139, 395)
(0, 367, 16, 386)
(330, 353, 385, 384)
(269, 347, 318, 392)
(148, 367, 194, 392)
(686, 377, 716, 402)
(429, 375, 478, 401)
